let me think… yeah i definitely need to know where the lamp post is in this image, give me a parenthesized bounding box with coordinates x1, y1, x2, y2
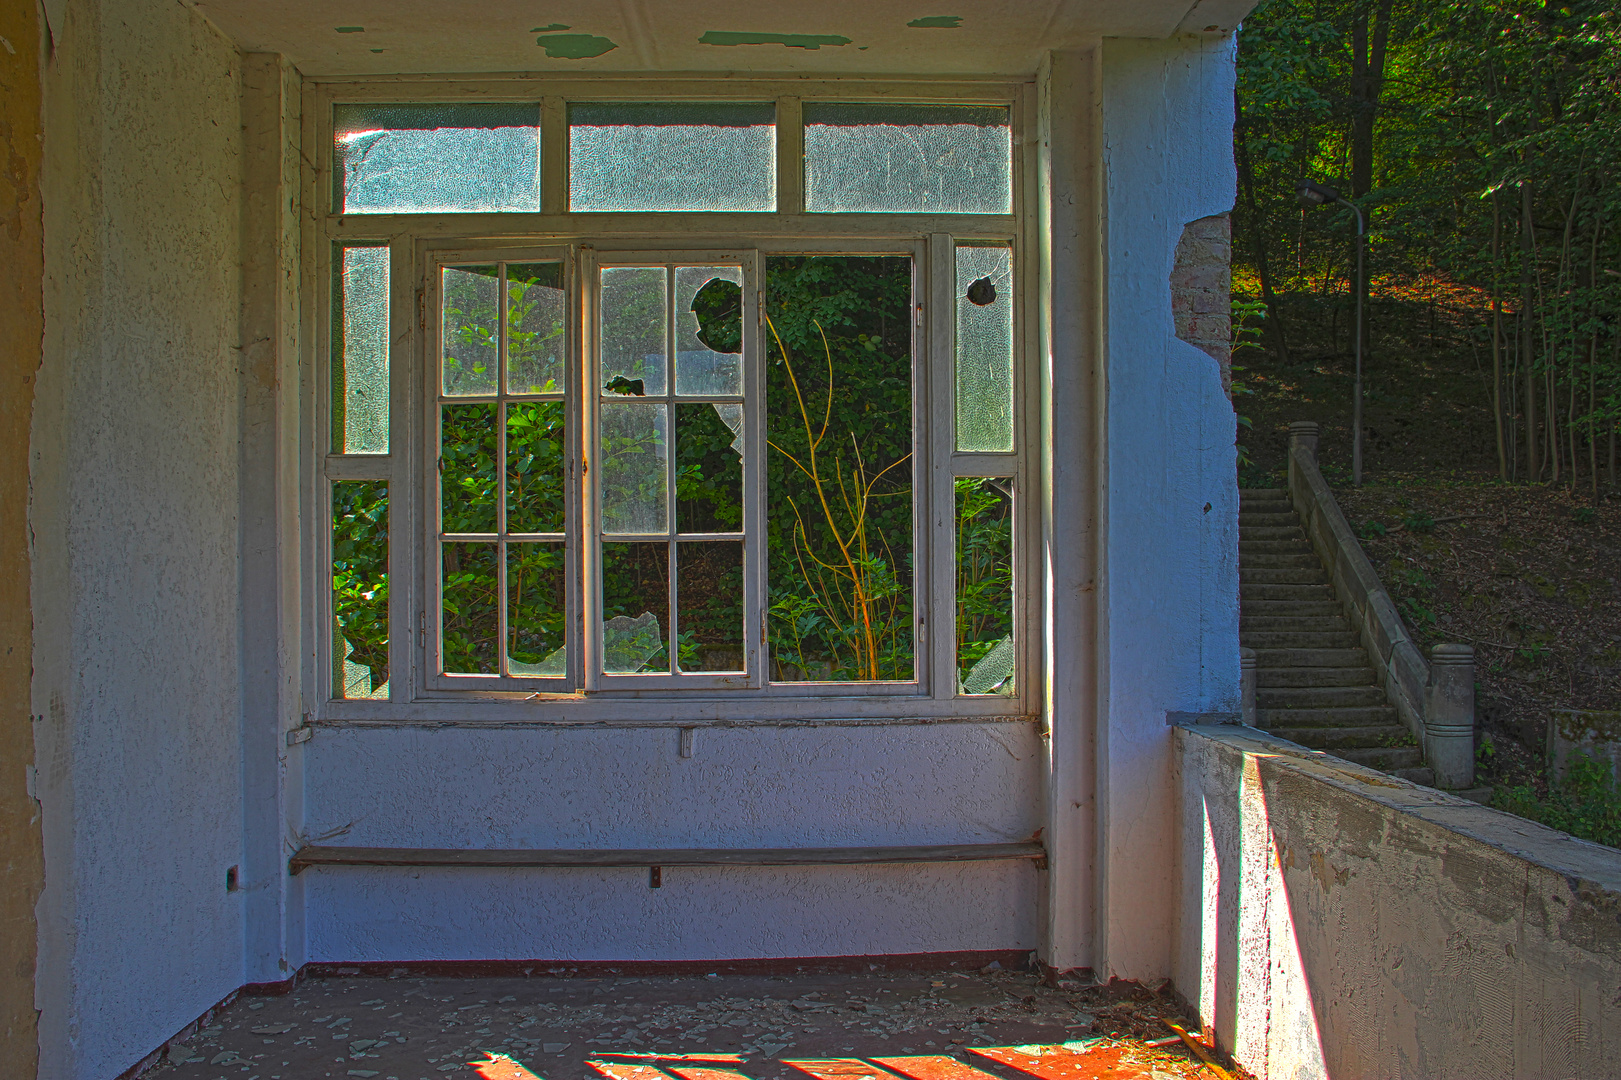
(1297, 180, 1366, 486)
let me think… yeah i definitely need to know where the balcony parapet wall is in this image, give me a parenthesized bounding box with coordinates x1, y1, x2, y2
(1174, 723, 1621, 1080)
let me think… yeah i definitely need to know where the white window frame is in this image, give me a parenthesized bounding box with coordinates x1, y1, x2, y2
(304, 75, 1040, 725)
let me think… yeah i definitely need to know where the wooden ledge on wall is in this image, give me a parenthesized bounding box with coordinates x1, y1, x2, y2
(288, 842, 1048, 875)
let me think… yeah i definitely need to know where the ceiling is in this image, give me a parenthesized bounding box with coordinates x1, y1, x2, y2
(183, 0, 1256, 79)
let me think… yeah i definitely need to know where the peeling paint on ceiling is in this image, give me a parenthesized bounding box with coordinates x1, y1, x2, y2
(531, 23, 570, 33)
(697, 31, 852, 50)
(907, 16, 963, 28)
(536, 33, 617, 59)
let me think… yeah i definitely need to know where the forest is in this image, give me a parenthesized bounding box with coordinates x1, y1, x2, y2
(1234, 0, 1621, 843)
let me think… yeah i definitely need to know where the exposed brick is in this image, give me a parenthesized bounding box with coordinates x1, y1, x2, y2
(1170, 213, 1233, 396)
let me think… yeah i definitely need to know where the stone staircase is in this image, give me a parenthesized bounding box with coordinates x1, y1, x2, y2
(1239, 488, 1434, 786)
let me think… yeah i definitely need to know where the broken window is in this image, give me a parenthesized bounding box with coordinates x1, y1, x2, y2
(316, 81, 1028, 718)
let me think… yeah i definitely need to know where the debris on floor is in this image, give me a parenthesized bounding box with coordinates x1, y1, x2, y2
(144, 967, 1243, 1080)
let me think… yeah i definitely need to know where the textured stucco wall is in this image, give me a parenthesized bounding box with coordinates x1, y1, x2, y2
(303, 723, 1043, 960)
(1, 2, 45, 1075)
(1097, 35, 1242, 980)
(32, 1, 246, 1076)
(1176, 724, 1621, 1080)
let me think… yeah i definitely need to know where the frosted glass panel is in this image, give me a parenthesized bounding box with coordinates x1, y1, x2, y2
(955, 245, 1015, 452)
(442, 266, 498, 396)
(600, 403, 668, 535)
(600, 267, 667, 397)
(570, 102, 775, 212)
(332, 245, 389, 454)
(674, 266, 744, 396)
(507, 262, 565, 394)
(804, 103, 1011, 214)
(335, 103, 540, 213)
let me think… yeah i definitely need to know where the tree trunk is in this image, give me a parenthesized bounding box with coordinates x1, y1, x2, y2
(1519, 179, 1539, 480)
(1490, 190, 1507, 480)
(1348, 0, 1394, 382)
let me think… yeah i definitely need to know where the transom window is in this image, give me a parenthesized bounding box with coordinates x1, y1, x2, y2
(317, 81, 1031, 722)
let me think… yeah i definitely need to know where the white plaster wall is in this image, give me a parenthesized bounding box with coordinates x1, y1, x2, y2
(303, 723, 1042, 960)
(1097, 35, 1242, 980)
(1176, 724, 1621, 1079)
(32, 1, 247, 1076)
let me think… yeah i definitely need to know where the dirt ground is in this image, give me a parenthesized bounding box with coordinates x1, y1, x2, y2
(142, 967, 1241, 1080)
(1332, 480, 1621, 792)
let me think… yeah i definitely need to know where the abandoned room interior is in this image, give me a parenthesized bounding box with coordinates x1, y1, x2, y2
(0, 1, 1616, 1078)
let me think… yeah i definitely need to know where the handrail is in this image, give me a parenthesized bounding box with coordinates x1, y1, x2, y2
(288, 841, 1048, 875)
(1285, 421, 1475, 788)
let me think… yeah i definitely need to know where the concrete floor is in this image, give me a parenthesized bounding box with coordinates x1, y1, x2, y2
(143, 967, 1217, 1080)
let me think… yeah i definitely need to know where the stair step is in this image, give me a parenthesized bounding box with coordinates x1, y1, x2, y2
(1240, 526, 1306, 541)
(1238, 512, 1300, 527)
(1264, 724, 1409, 749)
(1330, 746, 1424, 770)
(1239, 488, 1287, 499)
(1239, 553, 1323, 569)
(1241, 583, 1335, 601)
(1259, 705, 1399, 727)
(1241, 615, 1350, 632)
(1392, 766, 1437, 786)
(1241, 600, 1345, 618)
(1258, 685, 1386, 708)
(1256, 666, 1378, 687)
(1240, 568, 1330, 585)
(1241, 631, 1360, 649)
(1238, 543, 1317, 560)
(1253, 647, 1369, 667)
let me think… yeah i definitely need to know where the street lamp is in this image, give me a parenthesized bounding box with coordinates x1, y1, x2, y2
(1297, 179, 1366, 486)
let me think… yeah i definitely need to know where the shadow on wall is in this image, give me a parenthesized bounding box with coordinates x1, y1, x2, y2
(1179, 724, 1621, 1080)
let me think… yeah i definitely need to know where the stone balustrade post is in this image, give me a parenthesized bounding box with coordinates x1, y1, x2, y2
(1288, 420, 1320, 458)
(1426, 644, 1476, 789)
(1240, 648, 1257, 727)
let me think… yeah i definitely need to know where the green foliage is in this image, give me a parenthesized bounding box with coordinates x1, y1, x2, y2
(765, 256, 915, 682)
(1358, 520, 1387, 539)
(332, 480, 389, 692)
(955, 477, 1014, 682)
(1494, 752, 1621, 849)
(1574, 506, 1596, 525)
(1402, 511, 1435, 533)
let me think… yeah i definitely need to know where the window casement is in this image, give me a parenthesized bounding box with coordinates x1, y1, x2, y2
(311, 79, 1036, 724)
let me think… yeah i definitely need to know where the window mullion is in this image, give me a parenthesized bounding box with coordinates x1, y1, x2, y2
(927, 234, 956, 699)
(578, 247, 602, 691)
(387, 237, 414, 703)
(664, 265, 678, 676)
(742, 251, 766, 686)
(776, 98, 803, 215)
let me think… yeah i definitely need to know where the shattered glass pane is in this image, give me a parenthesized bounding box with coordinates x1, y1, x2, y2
(506, 541, 566, 678)
(676, 403, 743, 534)
(600, 266, 668, 397)
(332, 481, 388, 699)
(441, 403, 497, 534)
(675, 265, 744, 396)
(335, 103, 540, 213)
(678, 541, 744, 673)
(602, 542, 670, 674)
(442, 542, 499, 674)
(442, 265, 499, 396)
(507, 401, 566, 534)
(804, 103, 1012, 214)
(955, 245, 1015, 452)
(332, 245, 390, 454)
(956, 477, 1014, 696)
(569, 102, 775, 212)
(507, 262, 566, 395)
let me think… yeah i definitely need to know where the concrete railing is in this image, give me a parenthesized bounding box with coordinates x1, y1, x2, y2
(1285, 421, 1475, 788)
(1174, 724, 1621, 1080)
